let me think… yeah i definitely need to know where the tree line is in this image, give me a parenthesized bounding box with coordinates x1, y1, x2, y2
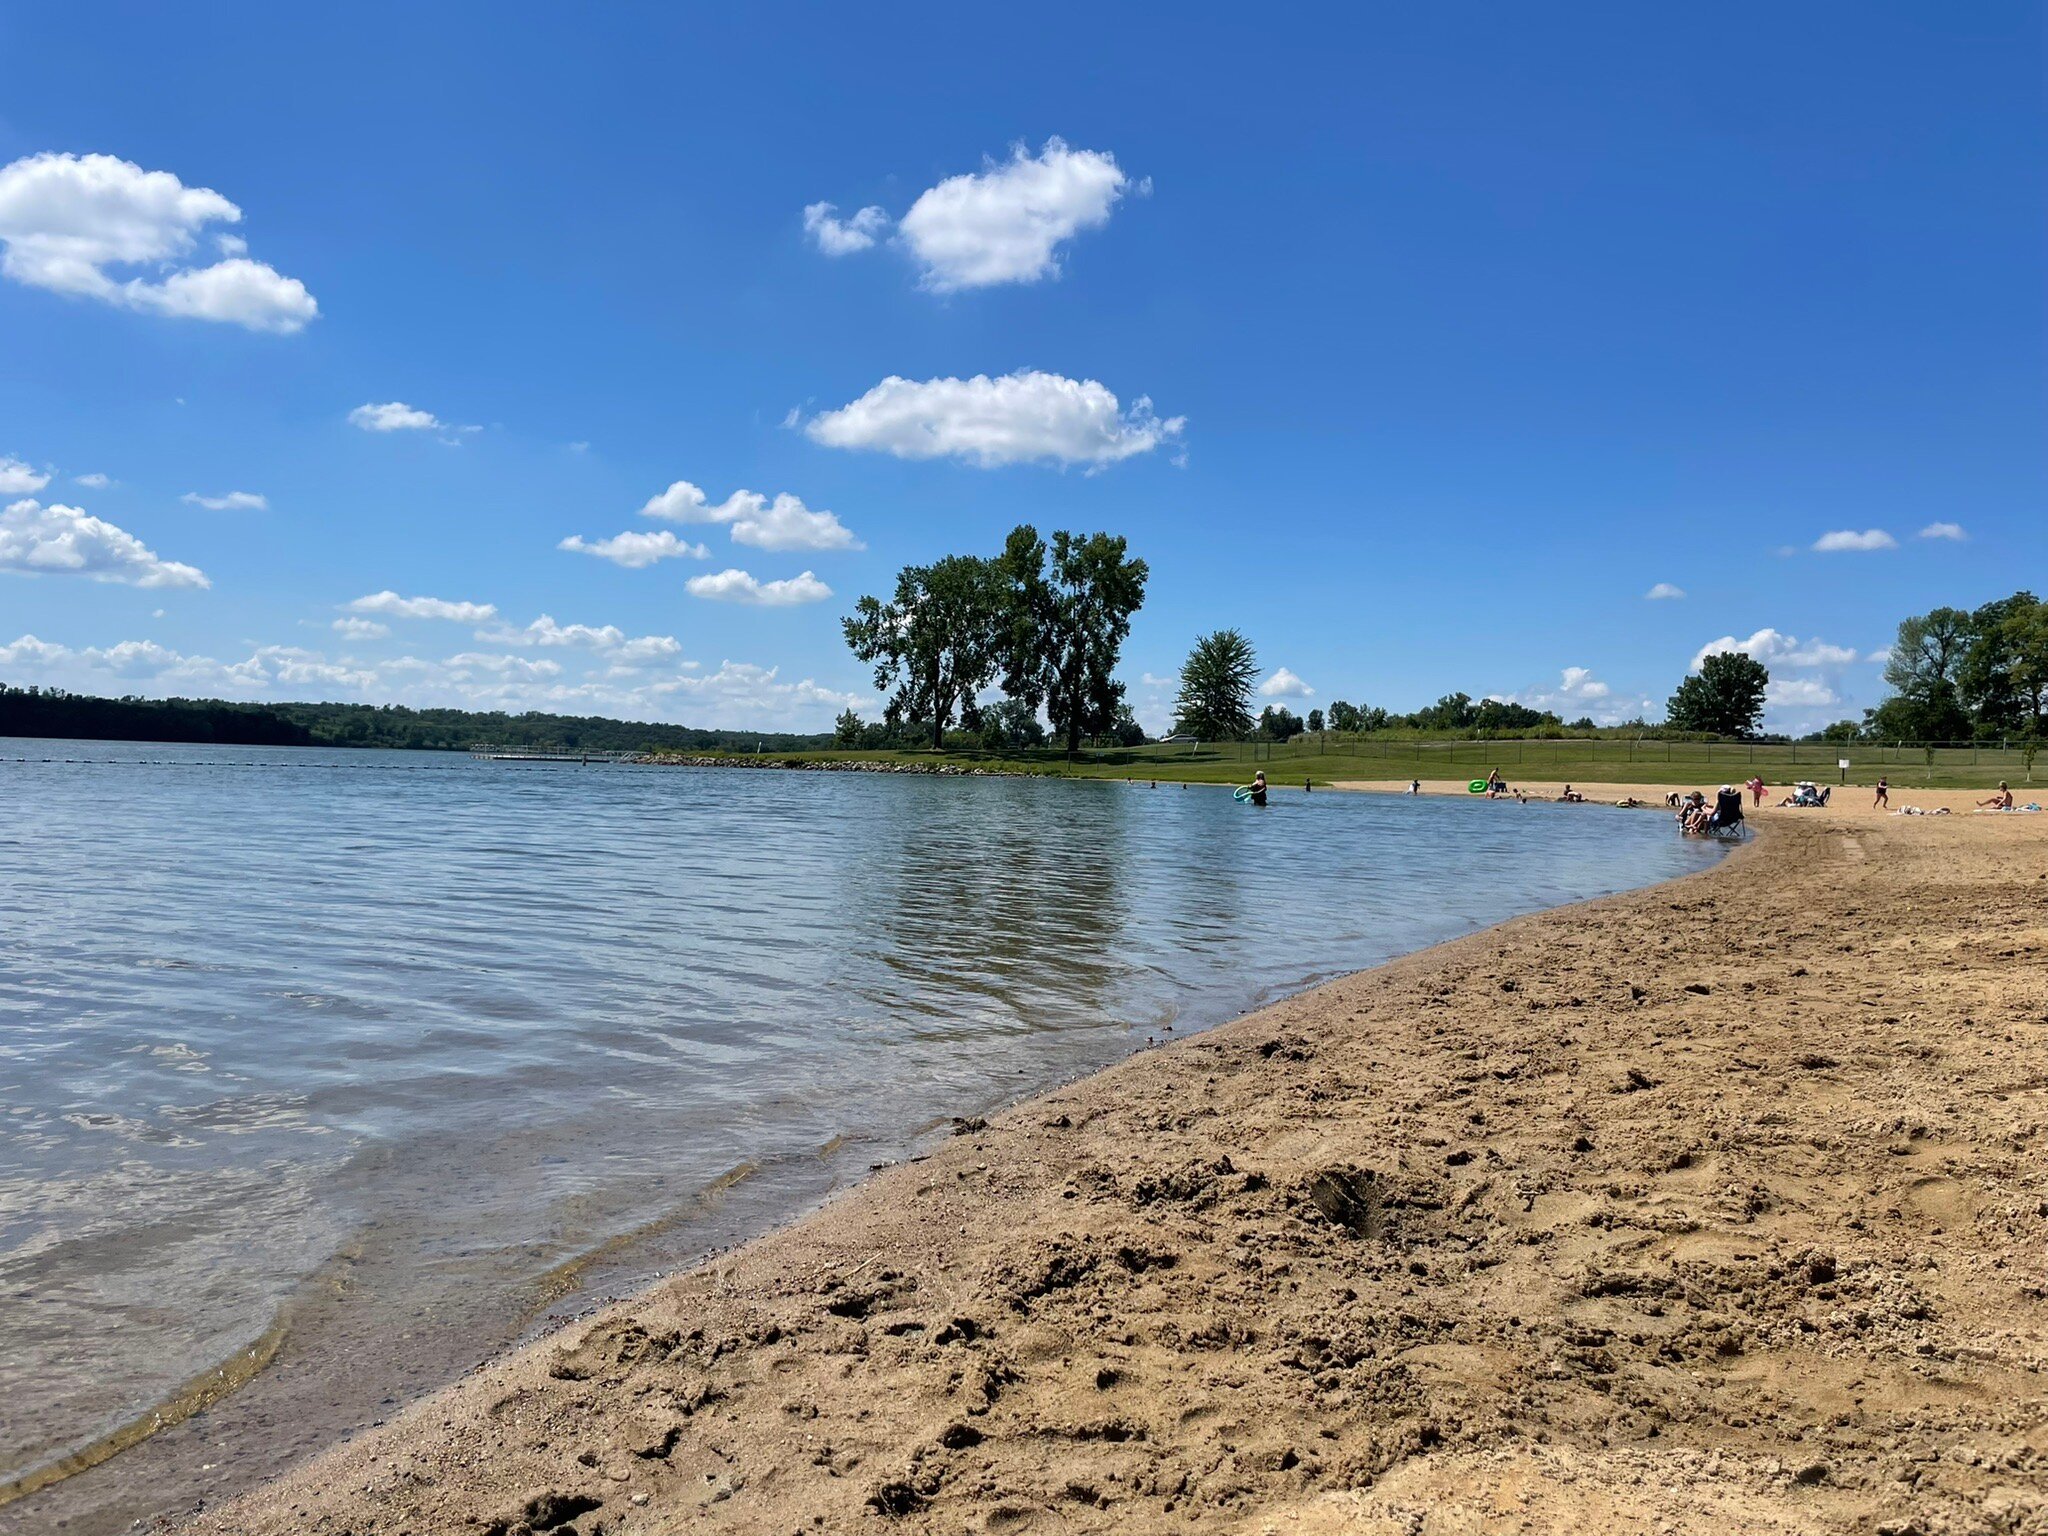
(841, 525, 1149, 751)
(1168, 629, 1581, 744)
(0, 686, 835, 754)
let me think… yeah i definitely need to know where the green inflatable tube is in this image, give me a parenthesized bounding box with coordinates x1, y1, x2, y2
(1467, 779, 1489, 794)
(1233, 786, 1254, 802)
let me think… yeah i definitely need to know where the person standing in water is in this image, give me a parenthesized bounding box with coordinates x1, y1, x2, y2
(1249, 770, 1268, 806)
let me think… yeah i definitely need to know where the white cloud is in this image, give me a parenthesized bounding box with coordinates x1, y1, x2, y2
(1812, 528, 1897, 553)
(345, 590, 497, 622)
(1492, 666, 1627, 722)
(1917, 522, 1967, 541)
(475, 614, 683, 667)
(349, 401, 442, 433)
(181, 490, 268, 511)
(639, 481, 767, 524)
(1139, 672, 1175, 688)
(74, 472, 111, 489)
(0, 497, 208, 588)
(0, 152, 316, 332)
(331, 617, 390, 640)
(805, 369, 1182, 469)
(1258, 666, 1314, 699)
(731, 493, 862, 552)
(896, 138, 1132, 291)
(0, 456, 51, 495)
(803, 201, 890, 256)
(1766, 677, 1840, 708)
(654, 660, 863, 720)
(558, 530, 711, 568)
(635, 480, 861, 552)
(1645, 582, 1685, 600)
(685, 568, 832, 606)
(1690, 629, 1858, 672)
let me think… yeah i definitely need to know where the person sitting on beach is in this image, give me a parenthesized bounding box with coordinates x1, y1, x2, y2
(1705, 784, 1745, 832)
(1679, 790, 1710, 832)
(1249, 770, 1268, 807)
(1558, 784, 1585, 802)
(1980, 782, 2015, 810)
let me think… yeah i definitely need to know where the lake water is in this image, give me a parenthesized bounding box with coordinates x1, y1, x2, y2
(0, 740, 1720, 1527)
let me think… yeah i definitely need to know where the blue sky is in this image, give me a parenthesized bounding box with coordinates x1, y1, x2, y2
(1, 3, 2040, 733)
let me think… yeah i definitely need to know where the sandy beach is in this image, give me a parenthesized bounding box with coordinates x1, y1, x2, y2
(175, 801, 2046, 1536)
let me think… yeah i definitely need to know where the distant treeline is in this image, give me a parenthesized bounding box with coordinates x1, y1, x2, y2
(0, 685, 833, 753)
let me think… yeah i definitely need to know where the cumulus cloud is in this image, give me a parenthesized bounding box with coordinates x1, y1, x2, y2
(1765, 677, 1839, 708)
(0, 497, 208, 588)
(0, 152, 316, 332)
(634, 480, 861, 552)
(74, 472, 111, 489)
(331, 617, 390, 640)
(1490, 667, 1633, 723)
(558, 530, 711, 568)
(345, 590, 497, 622)
(654, 660, 863, 719)
(1645, 582, 1685, 600)
(1812, 529, 1897, 553)
(182, 490, 267, 511)
(0, 456, 51, 495)
(349, 401, 439, 432)
(805, 370, 1182, 469)
(896, 138, 1133, 291)
(1690, 629, 1859, 672)
(803, 201, 889, 256)
(349, 401, 478, 444)
(1918, 522, 1967, 541)
(1259, 667, 1313, 698)
(730, 494, 862, 552)
(685, 568, 832, 606)
(475, 614, 683, 666)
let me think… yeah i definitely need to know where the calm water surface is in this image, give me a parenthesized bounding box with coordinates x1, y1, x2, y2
(0, 741, 1719, 1517)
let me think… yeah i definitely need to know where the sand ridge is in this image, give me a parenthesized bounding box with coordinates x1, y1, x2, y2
(180, 812, 2048, 1536)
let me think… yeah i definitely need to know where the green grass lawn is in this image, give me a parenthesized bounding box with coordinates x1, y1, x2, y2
(663, 735, 2039, 791)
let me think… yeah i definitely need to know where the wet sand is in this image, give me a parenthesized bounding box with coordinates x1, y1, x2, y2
(178, 805, 2045, 1534)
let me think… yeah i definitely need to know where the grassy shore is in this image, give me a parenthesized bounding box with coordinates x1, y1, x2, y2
(184, 805, 2048, 1536)
(654, 735, 2039, 792)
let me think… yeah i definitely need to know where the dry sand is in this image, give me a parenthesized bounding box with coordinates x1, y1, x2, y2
(181, 806, 2047, 1536)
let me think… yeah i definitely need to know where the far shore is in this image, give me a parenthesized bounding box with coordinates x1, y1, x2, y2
(176, 797, 2048, 1534)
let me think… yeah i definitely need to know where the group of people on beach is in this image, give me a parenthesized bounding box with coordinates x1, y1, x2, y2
(1670, 784, 1747, 836)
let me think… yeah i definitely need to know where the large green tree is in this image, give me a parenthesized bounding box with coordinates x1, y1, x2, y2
(1877, 605, 1974, 740)
(1172, 630, 1257, 740)
(1956, 592, 2046, 736)
(842, 554, 1004, 749)
(1000, 526, 1150, 754)
(1666, 651, 1769, 736)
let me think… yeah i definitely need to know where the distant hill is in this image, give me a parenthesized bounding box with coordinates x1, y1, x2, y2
(0, 685, 832, 753)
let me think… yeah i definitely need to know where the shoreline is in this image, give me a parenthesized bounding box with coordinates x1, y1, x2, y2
(174, 806, 2048, 1534)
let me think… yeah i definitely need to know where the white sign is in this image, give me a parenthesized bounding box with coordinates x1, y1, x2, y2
(1837, 759, 1851, 770)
